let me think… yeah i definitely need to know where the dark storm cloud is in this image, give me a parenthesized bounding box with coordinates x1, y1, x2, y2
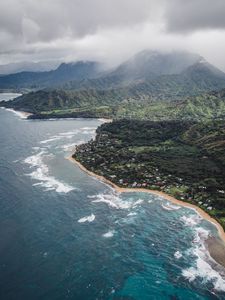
(0, 0, 224, 45)
(0, 0, 225, 71)
(0, 0, 154, 42)
(165, 0, 225, 32)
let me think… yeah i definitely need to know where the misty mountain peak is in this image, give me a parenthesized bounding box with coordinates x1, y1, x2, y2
(109, 50, 204, 82)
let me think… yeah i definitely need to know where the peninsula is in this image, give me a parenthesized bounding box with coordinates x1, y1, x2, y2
(72, 119, 225, 231)
(71, 118, 225, 268)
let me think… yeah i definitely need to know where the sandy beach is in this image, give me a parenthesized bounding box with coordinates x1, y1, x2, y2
(4, 108, 33, 119)
(68, 155, 225, 267)
(19, 111, 33, 118)
(98, 118, 113, 123)
(206, 237, 225, 268)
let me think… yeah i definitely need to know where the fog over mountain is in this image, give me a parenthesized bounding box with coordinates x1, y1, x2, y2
(1, 50, 224, 91)
(0, 0, 225, 71)
(0, 61, 60, 75)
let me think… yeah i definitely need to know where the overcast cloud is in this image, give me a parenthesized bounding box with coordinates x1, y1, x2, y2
(0, 0, 225, 70)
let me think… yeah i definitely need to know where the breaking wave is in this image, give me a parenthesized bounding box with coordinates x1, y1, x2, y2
(161, 202, 181, 211)
(78, 214, 95, 223)
(40, 136, 62, 144)
(4, 108, 28, 119)
(40, 127, 95, 145)
(180, 214, 202, 227)
(182, 225, 225, 292)
(102, 230, 115, 238)
(57, 140, 85, 152)
(24, 150, 75, 193)
(89, 192, 143, 210)
(174, 251, 182, 259)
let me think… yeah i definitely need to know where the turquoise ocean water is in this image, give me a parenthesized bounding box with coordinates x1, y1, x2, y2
(0, 94, 225, 299)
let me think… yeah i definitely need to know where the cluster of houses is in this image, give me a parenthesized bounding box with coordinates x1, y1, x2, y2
(74, 133, 217, 212)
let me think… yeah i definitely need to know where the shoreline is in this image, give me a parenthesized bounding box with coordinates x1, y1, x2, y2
(1, 106, 113, 122)
(2, 107, 33, 119)
(27, 114, 113, 121)
(68, 155, 225, 268)
(98, 118, 113, 123)
(19, 110, 33, 118)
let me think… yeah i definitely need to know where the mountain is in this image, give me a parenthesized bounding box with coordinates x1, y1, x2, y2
(103, 50, 202, 82)
(1, 50, 225, 92)
(1, 50, 225, 118)
(0, 61, 101, 89)
(0, 61, 60, 75)
(123, 59, 225, 100)
(63, 51, 225, 90)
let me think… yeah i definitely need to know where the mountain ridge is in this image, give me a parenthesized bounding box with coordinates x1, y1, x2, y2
(1, 50, 225, 120)
(1, 50, 225, 91)
(0, 61, 101, 89)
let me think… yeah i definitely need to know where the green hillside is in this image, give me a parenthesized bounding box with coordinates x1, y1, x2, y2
(1, 50, 225, 116)
(2, 87, 225, 123)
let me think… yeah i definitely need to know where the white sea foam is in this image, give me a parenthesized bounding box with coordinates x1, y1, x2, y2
(174, 251, 182, 259)
(60, 143, 76, 152)
(180, 214, 202, 227)
(98, 118, 110, 122)
(24, 150, 75, 193)
(182, 226, 225, 292)
(59, 130, 80, 136)
(81, 127, 96, 130)
(78, 214, 95, 223)
(193, 227, 210, 243)
(91, 193, 143, 210)
(40, 129, 91, 145)
(82, 130, 95, 135)
(182, 243, 225, 292)
(5, 108, 28, 119)
(40, 136, 62, 144)
(133, 199, 144, 207)
(58, 140, 85, 152)
(39, 126, 95, 146)
(102, 230, 115, 238)
(24, 150, 46, 166)
(162, 204, 174, 211)
(58, 128, 95, 137)
(87, 195, 97, 199)
(162, 202, 181, 211)
(127, 212, 137, 217)
(32, 182, 42, 186)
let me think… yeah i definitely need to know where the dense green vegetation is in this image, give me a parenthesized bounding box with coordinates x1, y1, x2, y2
(0, 89, 125, 114)
(2, 88, 225, 123)
(1, 50, 225, 229)
(114, 89, 225, 121)
(1, 51, 225, 118)
(74, 119, 225, 229)
(28, 106, 114, 119)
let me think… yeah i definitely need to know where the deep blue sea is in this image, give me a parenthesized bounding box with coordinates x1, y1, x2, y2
(1, 94, 225, 300)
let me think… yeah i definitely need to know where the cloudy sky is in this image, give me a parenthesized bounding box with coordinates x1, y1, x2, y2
(0, 0, 225, 70)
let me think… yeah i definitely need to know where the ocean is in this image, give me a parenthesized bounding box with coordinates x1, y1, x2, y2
(0, 94, 225, 300)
